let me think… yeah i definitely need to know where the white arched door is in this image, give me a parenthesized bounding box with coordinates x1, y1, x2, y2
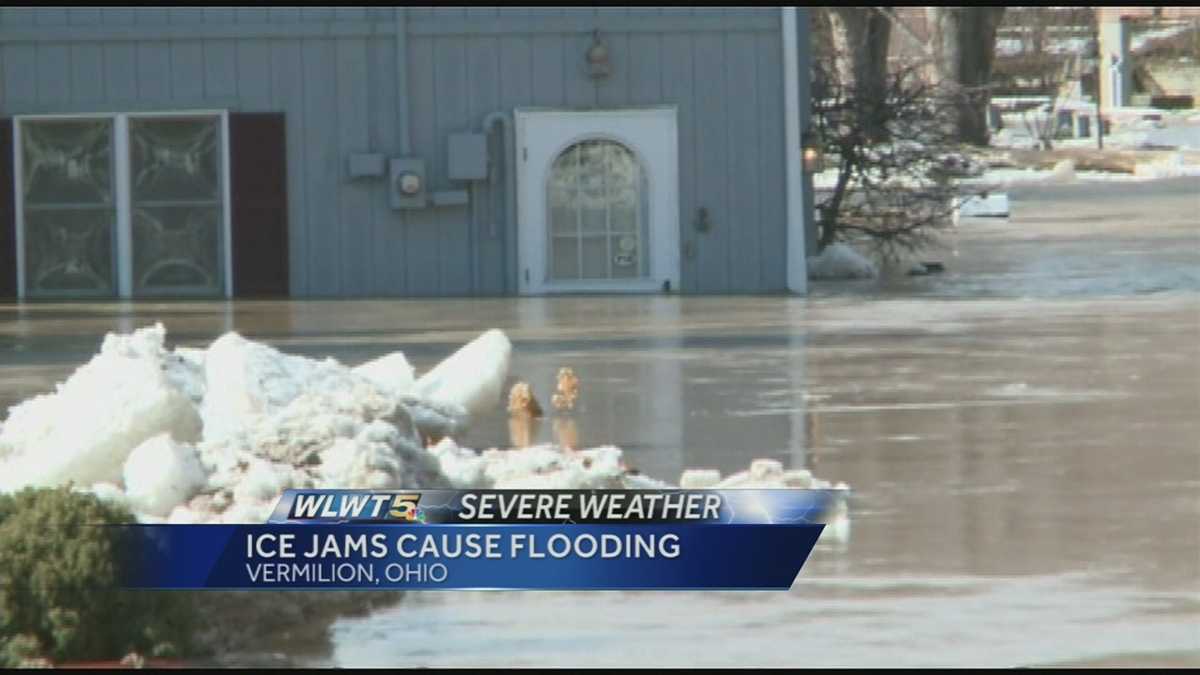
(515, 108, 679, 295)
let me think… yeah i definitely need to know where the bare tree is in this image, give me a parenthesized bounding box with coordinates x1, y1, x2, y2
(820, 8, 893, 141)
(811, 59, 985, 258)
(927, 7, 1008, 145)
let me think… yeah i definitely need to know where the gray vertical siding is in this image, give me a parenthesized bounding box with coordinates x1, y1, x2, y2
(0, 7, 802, 296)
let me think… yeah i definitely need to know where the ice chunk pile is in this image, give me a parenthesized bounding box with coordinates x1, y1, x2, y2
(0, 323, 849, 538)
(0, 324, 202, 491)
(0, 323, 486, 522)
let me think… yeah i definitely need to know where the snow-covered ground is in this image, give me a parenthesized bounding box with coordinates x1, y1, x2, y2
(992, 106, 1200, 152)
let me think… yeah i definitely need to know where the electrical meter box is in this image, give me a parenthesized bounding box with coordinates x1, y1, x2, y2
(389, 158, 426, 209)
(447, 133, 489, 181)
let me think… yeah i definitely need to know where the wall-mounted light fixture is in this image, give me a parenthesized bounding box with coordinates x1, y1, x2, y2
(801, 128, 824, 173)
(586, 30, 611, 81)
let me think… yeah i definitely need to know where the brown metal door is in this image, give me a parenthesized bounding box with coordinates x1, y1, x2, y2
(229, 113, 289, 297)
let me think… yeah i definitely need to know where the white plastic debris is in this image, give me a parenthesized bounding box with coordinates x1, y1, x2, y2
(413, 329, 512, 419)
(807, 243, 879, 280)
(956, 192, 1011, 219)
(353, 352, 417, 396)
(0, 324, 202, 491)
(122, 434, 208, 517)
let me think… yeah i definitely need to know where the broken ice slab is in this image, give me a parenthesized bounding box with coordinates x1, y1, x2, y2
(0, 324, 202, 491)
(353, 352, 417, 396)
(412, 329, 512, 419)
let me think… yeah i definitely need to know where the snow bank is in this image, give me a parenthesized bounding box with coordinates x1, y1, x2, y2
(413, 329, 511, 419)
(0, 324, 202, 491)
(1133, 152, 1200, 180)
(807, 243, 878, 280)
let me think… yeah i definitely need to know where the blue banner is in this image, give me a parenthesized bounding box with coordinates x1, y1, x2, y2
(113, 489, 842, 591)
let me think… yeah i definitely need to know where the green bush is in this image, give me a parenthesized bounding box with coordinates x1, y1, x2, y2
(0, 487, 194, 666)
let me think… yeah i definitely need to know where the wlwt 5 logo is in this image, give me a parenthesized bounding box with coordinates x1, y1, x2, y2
(285, 491, 427, 523)
(387, 493, 425, 522)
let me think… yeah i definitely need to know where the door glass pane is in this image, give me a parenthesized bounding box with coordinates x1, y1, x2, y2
(545, 139, 647, 282)
(581, 236, 608, 279)
(551, 236, 579, 279)
(20, 119, 116, 296)
(129, 116, 223, 295)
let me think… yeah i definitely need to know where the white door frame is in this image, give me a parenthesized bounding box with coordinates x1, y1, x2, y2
(514, 106, 680, 295)
(12, 109, 233, 300)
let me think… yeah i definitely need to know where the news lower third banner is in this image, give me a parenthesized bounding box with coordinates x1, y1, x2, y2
(117, 489, 842, 591)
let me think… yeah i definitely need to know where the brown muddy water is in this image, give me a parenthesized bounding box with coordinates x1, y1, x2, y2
(1, 178, 1198, 667)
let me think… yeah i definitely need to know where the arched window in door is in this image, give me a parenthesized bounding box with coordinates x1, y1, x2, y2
(546, 139, 648, 281)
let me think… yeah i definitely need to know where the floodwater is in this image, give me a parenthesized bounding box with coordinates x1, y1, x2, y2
(1, 178, 1198, 667)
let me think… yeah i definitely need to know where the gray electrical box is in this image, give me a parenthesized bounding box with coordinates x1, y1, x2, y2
(347, 153, 386, 178)
(447, 133, 489, 181)
(389, 158, 426, 209)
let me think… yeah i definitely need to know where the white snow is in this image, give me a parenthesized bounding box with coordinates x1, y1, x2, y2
(412, 329, 511, 419)
(1133, 152, 1200, 180)
(122, 434, 208, 517)
(807, 243, 879, 280)
(0, 323, 202, 491)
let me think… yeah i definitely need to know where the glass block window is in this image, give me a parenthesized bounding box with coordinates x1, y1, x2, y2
(129, 116, 223, 294)
(19, 119, 116, 296)
(14, 112, 228, 299)
(547, 139, 648, 281)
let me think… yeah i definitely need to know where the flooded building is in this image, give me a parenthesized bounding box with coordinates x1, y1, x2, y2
(0, 8, 815, 300)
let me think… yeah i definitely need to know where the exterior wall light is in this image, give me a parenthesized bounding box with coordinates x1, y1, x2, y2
(801, 129, 824, 173)
(586, 30, 611, 80)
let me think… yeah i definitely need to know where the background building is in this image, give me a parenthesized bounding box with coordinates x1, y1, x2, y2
(0, 7, 814, 300)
